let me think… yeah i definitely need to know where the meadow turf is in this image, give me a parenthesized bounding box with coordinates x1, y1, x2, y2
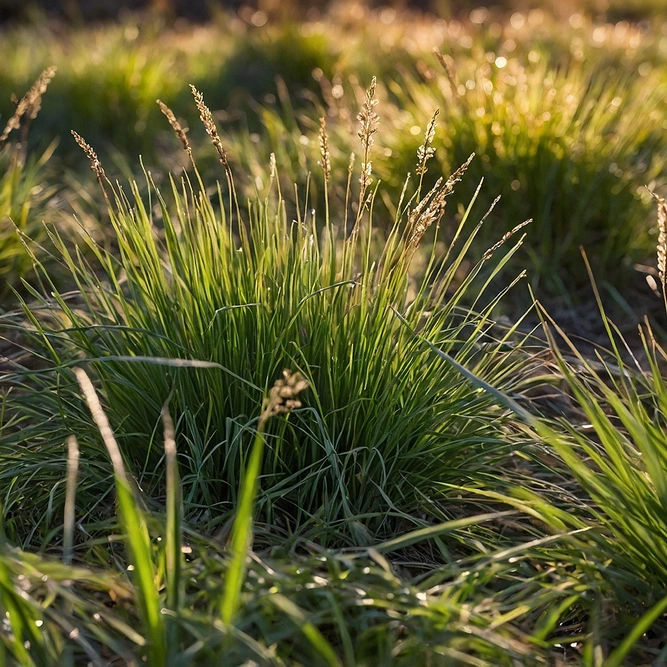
(1, 3, 667, 665)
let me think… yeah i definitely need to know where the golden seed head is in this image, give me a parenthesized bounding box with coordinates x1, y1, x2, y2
(435, 49, 460, 97)
(71, 130, 106, 180)
(407, 154, 474, 248)
(482, 218, 532, 261)
(318, 117, 331, 182)
(157, 99, 191, 156)
(260, 370, 309, 426)
(357, 76, 379, 192)
(416, 109, 439, 177)
(649, 189, 667, 291)
(0, 66, 57, 144)
(269, 152, 277, 181)
(190, 84, 229, 168)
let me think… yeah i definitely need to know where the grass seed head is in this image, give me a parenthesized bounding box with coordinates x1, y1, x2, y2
(482, 218, 532, 260)
(70, 130, 106, 180)
(0, 66, 57, 144)
(260, 370, 309, 427)
(407, 154, 474, 248)
(416, 109, 439, 177)
(318, 117, 332, 182)
(434, 49, 460, 98)
(190, 84, 230, 171)
(648, 189, 667, 293)
(357, 76, 379, 192)
(157, 99, 192, 157)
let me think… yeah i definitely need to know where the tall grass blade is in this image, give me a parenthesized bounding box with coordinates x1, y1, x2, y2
(73, 367, 166, 665)
(62, 436, 79, 566)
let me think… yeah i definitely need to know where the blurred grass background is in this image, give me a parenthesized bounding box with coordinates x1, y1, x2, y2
(0, 0, 665, 312)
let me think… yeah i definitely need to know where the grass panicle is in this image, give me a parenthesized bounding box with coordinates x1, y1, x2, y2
(157, 98, 193, 164)
(190, 84, 230, 175)
(0, 66, 57, 145)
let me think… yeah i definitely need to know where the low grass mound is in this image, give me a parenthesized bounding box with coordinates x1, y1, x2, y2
(1, 83, 533, 550)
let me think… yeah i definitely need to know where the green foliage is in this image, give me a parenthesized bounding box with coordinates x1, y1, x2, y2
(2, 6, 667, 664)
(0, 142, 59, 299)
(0, 96, 531, 549)
(388, 50, 666, 293)
(0, 10, 665, 298)
(535, 296, 667, 591)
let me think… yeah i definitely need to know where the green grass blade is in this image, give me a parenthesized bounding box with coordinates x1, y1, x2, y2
(74, 368, 166, 666)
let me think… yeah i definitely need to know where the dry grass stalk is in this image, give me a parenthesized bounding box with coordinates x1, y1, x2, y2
(416, 109, 439, 177)
(434, 50, 461, 99)
(482, 219, 532, 260)
(407, 153, 474, 248)
(318, 117, 332, 182)
(0, 66, 57, 144)
(259, 370, 309, 428)
(157, 99, 192, 160)
(73, 368, 127, 484)
(190, 84, 230, 175)
(648, 189, 667, 297)
(63, 435, 79, 566)
(357, 76, 379, 195)
(71, 131, 106, 181)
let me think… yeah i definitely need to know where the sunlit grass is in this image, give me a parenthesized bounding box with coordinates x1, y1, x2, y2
(2, 4, 667, 664)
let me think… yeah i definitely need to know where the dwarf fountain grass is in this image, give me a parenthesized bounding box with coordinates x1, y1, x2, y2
(0, 86, 533, 549)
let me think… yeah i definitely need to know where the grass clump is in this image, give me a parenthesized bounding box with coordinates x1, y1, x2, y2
(385, 46, 666, 295)
(0, 364, 611, 665)
(1, 84, 531, 551)
(533, 250, 667, 594)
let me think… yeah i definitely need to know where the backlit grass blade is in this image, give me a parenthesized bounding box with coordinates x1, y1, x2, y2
(269, 593, 339, 667)
(606, 595, 667, 667)
(74, 367, 166, 666)
(161, 404, 181, 655)
(220, 425, 266, 626)
(372, 510, 516, 554)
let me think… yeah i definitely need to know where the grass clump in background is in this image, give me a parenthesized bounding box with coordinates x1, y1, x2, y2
(1, 7, 665, 304)
(0, 67, 63, 300)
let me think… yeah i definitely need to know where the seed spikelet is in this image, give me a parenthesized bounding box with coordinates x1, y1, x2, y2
(416, 109, 439, 177)
(0, 66, 57, 144)
(318, 117, 331, 181)
(190, 84, 230, 173)
(157, 99, 192, 158)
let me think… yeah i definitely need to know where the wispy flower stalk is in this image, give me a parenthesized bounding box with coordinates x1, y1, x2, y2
(157, 99, 194, 168)
(355, 76, 379, 230)
(416, 109, 439, 198)
(0, 66, 57, 146)
(190, 84, 231, 177)
(407, 153, 474, 249)
(71, 130, 110, 206)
